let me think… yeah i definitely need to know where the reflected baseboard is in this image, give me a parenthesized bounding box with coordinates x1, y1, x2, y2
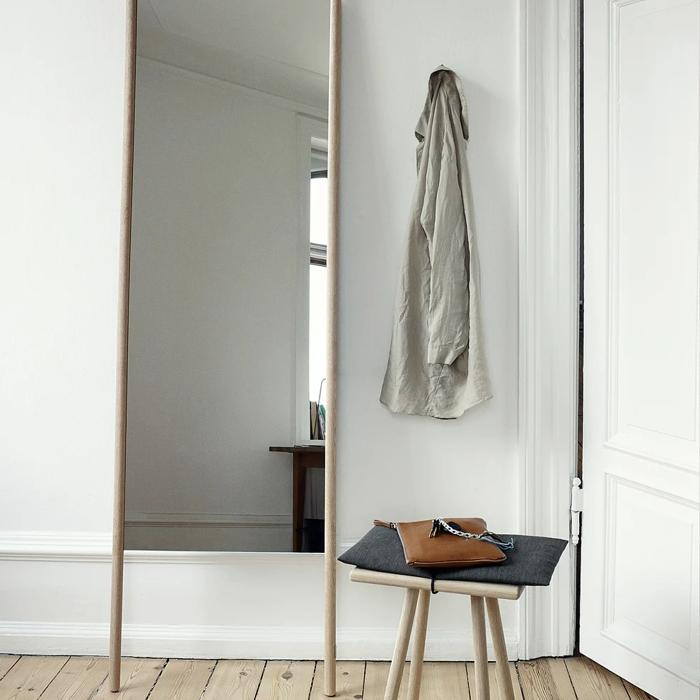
(125, 512, 293, 527)
(124, 512, 293, 552)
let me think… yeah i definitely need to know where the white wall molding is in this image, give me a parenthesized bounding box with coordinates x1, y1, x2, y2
(0, 620, 518, 662)
(518, 0, 581, 658)
(0, 531, 112, 562)
(0, 531, 321, 563)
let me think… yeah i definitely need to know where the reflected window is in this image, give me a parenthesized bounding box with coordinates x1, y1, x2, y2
(309, 169, 328, 440)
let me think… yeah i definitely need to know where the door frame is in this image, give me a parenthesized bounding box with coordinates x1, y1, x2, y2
(518, 0, 581, 658)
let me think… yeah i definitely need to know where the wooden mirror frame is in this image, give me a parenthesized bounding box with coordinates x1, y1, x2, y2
(108, 0, 341, 694)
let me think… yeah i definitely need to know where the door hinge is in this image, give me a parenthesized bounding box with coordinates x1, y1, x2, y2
(571, 477, 583, 545)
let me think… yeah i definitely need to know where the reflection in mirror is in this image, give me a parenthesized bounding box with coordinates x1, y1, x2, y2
(124, 0, 330, 552)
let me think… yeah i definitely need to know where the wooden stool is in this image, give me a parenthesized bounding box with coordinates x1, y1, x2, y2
(350, 569, 523, 700)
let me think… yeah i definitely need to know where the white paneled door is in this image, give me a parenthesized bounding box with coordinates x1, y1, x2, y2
(581, 1, 700, 698)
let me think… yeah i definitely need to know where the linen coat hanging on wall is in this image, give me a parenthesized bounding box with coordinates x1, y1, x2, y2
(380, 66, 492, 419)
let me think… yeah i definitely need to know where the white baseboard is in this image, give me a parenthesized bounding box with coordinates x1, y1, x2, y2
(0, 621, 519, 661)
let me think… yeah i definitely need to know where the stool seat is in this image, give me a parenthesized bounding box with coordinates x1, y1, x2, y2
(339, 526, 567, 587)
(340, 528, 567, 700)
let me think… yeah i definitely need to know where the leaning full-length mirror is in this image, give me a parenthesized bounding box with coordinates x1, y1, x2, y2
(124, 0, 331, 554)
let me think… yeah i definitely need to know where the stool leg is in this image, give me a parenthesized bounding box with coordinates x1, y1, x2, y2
(470, 595, 490, 700)
(406, 589, 430, 700)
(384, 588, 419, 700)
(486, 597, 514, 700)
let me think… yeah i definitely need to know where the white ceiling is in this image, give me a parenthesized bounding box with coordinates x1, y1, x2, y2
(138, 0, 330, 110)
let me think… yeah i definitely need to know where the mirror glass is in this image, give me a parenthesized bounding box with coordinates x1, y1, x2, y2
(124, 0, 330, 552)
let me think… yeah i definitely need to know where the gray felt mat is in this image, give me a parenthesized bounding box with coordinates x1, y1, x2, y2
(339, 526, 567, 587)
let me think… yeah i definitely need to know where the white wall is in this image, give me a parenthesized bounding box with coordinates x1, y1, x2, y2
(0, 2, 124, 535)
(124, 59, 309, 552)
(335, 0, 520, 646)
(0, 0, 124, 648)
(0, 0, 527, 660)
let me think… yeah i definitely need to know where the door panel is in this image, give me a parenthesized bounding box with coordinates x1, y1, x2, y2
(581, 1, 700, 698)
(603, 477, 698, 677)
(608, 0, 700, 471)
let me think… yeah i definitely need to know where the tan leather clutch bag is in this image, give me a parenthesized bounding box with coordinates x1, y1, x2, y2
(374, 517, 507, 568)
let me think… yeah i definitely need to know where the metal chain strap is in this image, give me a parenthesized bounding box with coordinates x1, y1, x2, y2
(429, 518, 514, 550)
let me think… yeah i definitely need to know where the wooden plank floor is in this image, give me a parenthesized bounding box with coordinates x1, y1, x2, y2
(0, 655, 656, 699)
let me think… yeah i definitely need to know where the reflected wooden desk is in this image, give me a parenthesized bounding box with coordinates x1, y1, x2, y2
(269, 445, 325, 552)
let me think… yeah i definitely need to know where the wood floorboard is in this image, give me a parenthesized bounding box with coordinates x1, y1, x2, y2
(202, 660, 265, 700)
(466, 661, 522, 700)
(254, 660, 316, 700)
(0, 655, 68, 699)
(565, 656, 631, 700)
(0, 656, 656, 700)
(622, 678, 656, 700)
(0, 657, 20, 682)
(148, 659, 216, 700)
(39, 656, 109, 700)
(92, 658, 166, 700)
(419, 662, 469, 699)
(517, 658, 577, 700)
(309, 661, 365, 699)
(362, 661, 409, 700)
(504, 663, 525, 700)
